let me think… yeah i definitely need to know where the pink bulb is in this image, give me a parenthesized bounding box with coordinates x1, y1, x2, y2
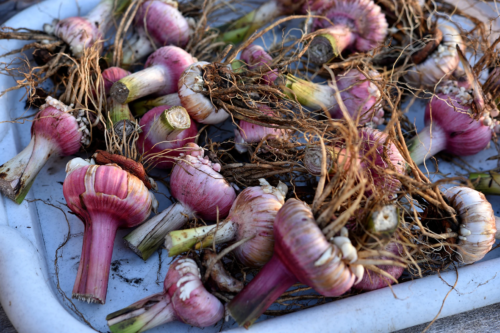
(352, 242, 403, 291)
(135, 1, 190, 48)
(170, 143, 236, 220)
(102, 67, 130, 95)
(136, 105, 197, 169)
(64, 163, 154, 303)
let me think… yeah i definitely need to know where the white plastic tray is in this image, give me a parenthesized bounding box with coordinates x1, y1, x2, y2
(1, 1, 500, 333)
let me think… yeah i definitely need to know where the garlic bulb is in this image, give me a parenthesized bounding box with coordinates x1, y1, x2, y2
(443, 186, 497, 264)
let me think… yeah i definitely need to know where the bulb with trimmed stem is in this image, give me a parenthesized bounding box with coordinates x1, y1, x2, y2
(122, 0, 191, 66)
(240, 44, 277, 84)
(407, 80, 498, 165)
(308, 0, 388, 65)
(218, 0, 305, 44)
(283, 69, 384, 125)
(111, 46, 195, 104)
(124, 143, 236, 260)
(228, 199, 363, 328)
(234, 105, 287, 154)
(102, 67, 131, 96)
(0, 97, 82, 204)
(106, 257, 224, 333)
(136, 105, 197, 169)
(404, 24, 464, 88)
(46, 0, 131, 57)
(441, 186, 498, 264)
(165, 179, 287, 267)
(63, 159, 155, 304)
(178, 61, 230, 124)
(101, 67, 134, 132)
(304, 128, 405, 198)
(235, 46, 287, 153)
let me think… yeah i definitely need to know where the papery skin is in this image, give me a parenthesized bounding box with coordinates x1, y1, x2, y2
(170, 149, 236, 220)
(136, 105, 198, 169)
(0, 103, 81, 204)
(111, 46, 195, 104)
(64, 163, 153, 304)
(443, 186, 497, 264)
(228, 199, 357, 327)
(408, 82, 493, 165)
(405, 24, 464, 88)
(54, 17, 101, 57)
(352, 242, 403, 291)
(106, 257, 224, 333)
(178, 62, 230, 124)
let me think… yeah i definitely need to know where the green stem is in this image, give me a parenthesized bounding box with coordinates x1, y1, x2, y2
(107, 98, 134, 128)
(281, 73, 334, 109)
(164, 220, 237, 256)
(130, 94, 182, 117)
(469, 171, 500, 195)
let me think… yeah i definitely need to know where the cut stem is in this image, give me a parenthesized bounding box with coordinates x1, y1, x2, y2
(124, 202, 193, 260)
(309, 25, 354, 65)
(130, 94, 182, 117)
(73, 213, 119, 304)
(107, 292, 176, 333)
(165, 220, 237, 256)
(282, 74, 334, 109)
(407, 123, 447, 165)
(0, 136, 55, 204)
(111, 66, 168, 104)
(228, 255, 296, 328)
(147, 106, 191, 144)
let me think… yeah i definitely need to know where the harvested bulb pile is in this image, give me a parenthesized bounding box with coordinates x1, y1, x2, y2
(2, 0, 500, 331)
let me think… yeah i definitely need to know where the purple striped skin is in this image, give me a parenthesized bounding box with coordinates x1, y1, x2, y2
(136, 105, 198, 169)
(228, 199, 356, 328)
(170, 144, 236, 221)
(352, 242, 404, 291)
(135, 1, 190, 48)
(102, 67, 131, 95)
(64, 164, 153, 304)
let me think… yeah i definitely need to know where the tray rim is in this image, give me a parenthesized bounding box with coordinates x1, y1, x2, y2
(1, 1, 500, 333)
